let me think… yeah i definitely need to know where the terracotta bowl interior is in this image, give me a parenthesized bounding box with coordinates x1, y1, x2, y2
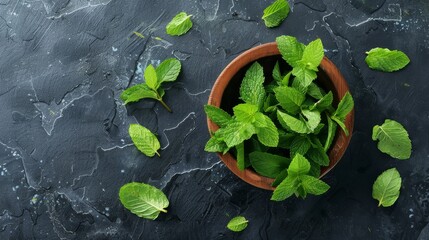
(208, 43, 354, 191)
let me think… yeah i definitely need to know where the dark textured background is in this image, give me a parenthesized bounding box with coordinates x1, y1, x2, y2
(0, 0, 428, 239)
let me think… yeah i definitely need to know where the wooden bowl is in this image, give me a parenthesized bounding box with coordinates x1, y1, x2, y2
(207, 42, 354, 190)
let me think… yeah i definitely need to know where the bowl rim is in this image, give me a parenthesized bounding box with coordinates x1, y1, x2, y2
(207, 42, 354, 191)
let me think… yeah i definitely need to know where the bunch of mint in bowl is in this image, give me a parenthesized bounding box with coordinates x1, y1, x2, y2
(205, 35, 354, 201)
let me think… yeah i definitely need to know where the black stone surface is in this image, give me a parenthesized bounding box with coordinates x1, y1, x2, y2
(0, 0, 428, 239)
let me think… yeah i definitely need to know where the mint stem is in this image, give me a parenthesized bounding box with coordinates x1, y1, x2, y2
(158, 99, 172, 112)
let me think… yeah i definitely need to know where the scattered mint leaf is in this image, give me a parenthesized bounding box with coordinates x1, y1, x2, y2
(204, 105, 232, 128)
(236, 143, 246, 171)
(274, 86, 305, 114)
(288, 153, 311, 176)
(290, 136, 312, 158)
(166, 12, 193, 36)
(119, 182, 169, 220)
(365, 48, 410, 72)
(372, 168, 402, 207)
(227, 216, 248, 232)
(216, 121, 256, 148)
(155, 58, 181, 86)
(334, 92, 354, 120)
(249, 152, 290, 178)
(262, 0, 290, 28)
(300, 175, 330, 195)
(301, 109, 321, 132)
(276, 36, 305, 67)
(271, 176, 298, 201)
(240, 62, 266, 109)
(129, 124, 161, 157)
(120, 84, 158, 104)
(372, 119, 412, 160)
(277, 110, 309, 134)
(233, 103, 259, 123)
(144, 64, 158, 90)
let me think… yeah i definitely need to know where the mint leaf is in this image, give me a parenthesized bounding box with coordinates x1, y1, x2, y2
(144, 64, 158, 90)
(300, 39, 324, 71)
(274, 86, 305, 114)
(301, 109, 321, 132)
(288, 153, 311, 176)
(276, 36, 305, 67)
(233, 103, 259, 123)
(204, 105, 232, 128)
(308, 161, 321, 177)
(300, 175, 330, 195)
(334, 92, 354, 120)
(277, 110, 309, 134)
(249, 152, 290, 178)
(121, 84, 159, 104)
(272, 61, 282, 82)
(331, 115, 349, 136)
(254, 113, 279, 147)
(236, 143, 246, 171)
(310, 91, 333, 111)
(324, 114, 337, 151)
(372, 168, 402, 207)
(372, 119, 412, 160)
(227, 216, 248, 232)
(306, 147, 330, 166)
(290, 136, 311, 157)
(365, 48, 410, 72)
(156, 58, 181, 86)
(119, 182, 169, 220)
(307, 82, 325, 100)
(166, 12, 193, 36)
(205, 136, 228, 153)
(129, 124, 161, 157)
(281, 71, 292, 86)
(278, 131, 295, 149)
(272, 168, 288, 187)
(240, 62, 266, 109)
(271, 176, 298, 201)
(291, 66, 317, 90)
(217, 121, 256, 148)
(262, 0, 290, 28)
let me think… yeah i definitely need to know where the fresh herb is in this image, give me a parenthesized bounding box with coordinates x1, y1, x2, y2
(121, 58, 181, 112)
(119, 182, 169, 220)
(204, 36, 353, 201)
(129, 124, 161, 157)
(372, 168, 402, 207)
(262, 0, 290, 28)
(372, 119, 412, 160)
(166, 12, 193, 36)
(226, 216, 248, 232)
(365, 48, 410, 72)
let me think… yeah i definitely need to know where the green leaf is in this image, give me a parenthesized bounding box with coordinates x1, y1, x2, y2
(291, 66, 317, 90)
(236, 143, 246, 171)
(166, 12, 193, 36)
(331, 115, 349, 136)
(227, 216, 248, 232)
(156, 58, 181, 85)
(281, 72, 292, 86)
(296, 185, 307, 199)
(233, 103, 259, 123)
(272, 61, 282, 82)
(249, 152, 290, 178)
(254, 113, 279, 147)
(307, 82, 325, 100)
(121, 83, 159, 104)
(271, 176, 298, 201)
(276, 36, 305, 67)
(204, 105, 232, 128)
(310, 91, 333, 111)
(262, 0, 290, 28)
(216, 121, 256, 148)
(144, 64, 158, 90)
(239, 62, 266, 109)
(272, 168, 288, 187)
(372, 168, 402, 207)
(129, 124, 161, 157)
(119, 182, 169, 220)
(372, 119, 412, 160)
(205, 136, 228, 153)
(290, 136, 312, 158)
(324, 114, 337, 151)
(288, 153, 311, 176)
(301, 109, 321, 132)
(365, 48, 410, 72)
(308, 161, 321, 177)
(306, 147, 330, 166)
(277, 130, 295, 149)
(334, 92, 354, 120)
(300, 39, 324, 71)
(274, 86, 305, 114)
(277, 110, 309, 134)
(300, 175, 330, 195)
